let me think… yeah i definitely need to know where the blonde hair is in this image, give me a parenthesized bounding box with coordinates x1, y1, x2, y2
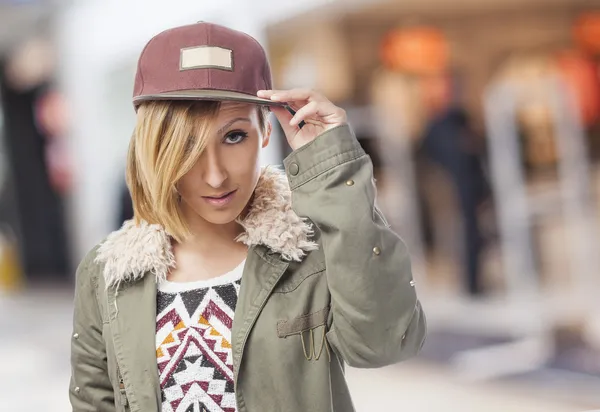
(127, 100, 269, 242)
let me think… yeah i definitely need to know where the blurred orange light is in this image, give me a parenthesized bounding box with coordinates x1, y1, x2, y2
(573, 12, 600, 55)
(380, 26, 449, 75)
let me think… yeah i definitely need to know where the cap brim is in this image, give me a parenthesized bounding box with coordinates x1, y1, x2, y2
(133, 89, 286, 107)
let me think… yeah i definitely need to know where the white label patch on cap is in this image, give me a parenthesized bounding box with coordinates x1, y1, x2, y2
(180, 46, 233, 71)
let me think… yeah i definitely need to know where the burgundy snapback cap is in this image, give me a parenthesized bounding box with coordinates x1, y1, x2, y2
(132, 22, 284, 108)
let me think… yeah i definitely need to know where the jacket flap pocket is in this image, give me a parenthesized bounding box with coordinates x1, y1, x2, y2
(277, 307, 329, 338)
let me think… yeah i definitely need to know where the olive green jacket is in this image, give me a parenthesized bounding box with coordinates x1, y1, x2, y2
(69, 124, 426, 412)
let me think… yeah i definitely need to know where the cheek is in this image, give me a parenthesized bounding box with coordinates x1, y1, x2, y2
(178, 167, 203, 197)
(228, 141, 261, 175)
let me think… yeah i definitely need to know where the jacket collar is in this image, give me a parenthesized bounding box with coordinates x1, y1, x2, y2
(95, 167, 318, 289)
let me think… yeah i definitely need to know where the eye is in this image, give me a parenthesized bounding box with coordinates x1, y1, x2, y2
(224, 130, 249, 145)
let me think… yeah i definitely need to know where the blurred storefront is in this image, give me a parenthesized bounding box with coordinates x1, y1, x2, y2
(265, 0, 600, 405)
(265, 0, 600, 297)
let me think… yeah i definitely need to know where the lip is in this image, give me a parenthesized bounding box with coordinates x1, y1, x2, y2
(201, 189, 237, 207)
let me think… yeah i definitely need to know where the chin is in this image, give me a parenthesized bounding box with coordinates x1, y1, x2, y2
(199, 203, 247, 226)
(202, 212, 239, 226)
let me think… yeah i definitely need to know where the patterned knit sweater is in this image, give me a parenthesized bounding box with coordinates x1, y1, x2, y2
(156, 261, 244, 412)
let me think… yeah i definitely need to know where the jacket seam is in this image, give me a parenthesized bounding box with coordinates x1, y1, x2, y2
(109, 289, 140, 411)
(373, 207, 391, 229)
(88, 259, 108, 326)
(233, 248, 290, 378)
(290, 152, 366, 190)
(91, 266, 110, 325)
(331, 304, 379, 357)
(273, 268, 325, 294)
(286, 124, 349, 157)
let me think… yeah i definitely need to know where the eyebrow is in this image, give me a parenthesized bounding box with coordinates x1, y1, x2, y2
(217, 117, 251, 135)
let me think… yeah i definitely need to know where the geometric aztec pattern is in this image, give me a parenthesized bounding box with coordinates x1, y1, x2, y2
(156, 279, 242, 412)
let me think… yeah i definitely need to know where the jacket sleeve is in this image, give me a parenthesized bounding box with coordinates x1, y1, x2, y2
(70, 247, 116, 411)
(283, 124, 426, 368)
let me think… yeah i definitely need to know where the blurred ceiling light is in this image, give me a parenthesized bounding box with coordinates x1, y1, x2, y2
(380, 26, 449, 76)
(4, 36, 55, 91)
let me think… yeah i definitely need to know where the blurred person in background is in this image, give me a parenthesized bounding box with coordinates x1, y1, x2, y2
(374, 27, 490, 296)
(418, 72, 490, 296)
(0, 42, 72, 283)
(69, 22, 426, 412)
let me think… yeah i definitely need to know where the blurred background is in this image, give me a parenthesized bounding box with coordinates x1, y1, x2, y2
(1, 0, 600, 410)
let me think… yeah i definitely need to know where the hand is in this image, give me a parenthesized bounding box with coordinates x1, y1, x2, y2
(257, 89, 347, 151)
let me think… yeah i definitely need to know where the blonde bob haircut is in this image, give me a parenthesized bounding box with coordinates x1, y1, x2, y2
(127, 100, 269, 242)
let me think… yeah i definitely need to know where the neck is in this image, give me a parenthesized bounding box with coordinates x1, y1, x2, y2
(171, 208, 248, 281)
(178, 208, 244, 253)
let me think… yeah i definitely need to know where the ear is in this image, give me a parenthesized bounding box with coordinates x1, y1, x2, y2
(261, 121, 272, 149)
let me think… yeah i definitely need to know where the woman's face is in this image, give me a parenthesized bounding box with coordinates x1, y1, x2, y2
(177, 102, 271, 226)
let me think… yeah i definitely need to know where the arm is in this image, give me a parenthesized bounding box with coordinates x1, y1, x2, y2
(70, 247, 116, 411)
(284, 124, 426, 368)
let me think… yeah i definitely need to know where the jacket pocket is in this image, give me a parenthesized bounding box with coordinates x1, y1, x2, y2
(277, 307, 331, 361)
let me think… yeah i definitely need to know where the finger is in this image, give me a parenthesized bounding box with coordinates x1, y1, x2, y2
(272, 89, 325, 103)
(289, 101, 320, 126)
(272, 89, 310, 102)
(257, 90, 306, 106)
(286, 101, 304, 112)
(291, 101, 340, 126)
(257, 89, 295, 99)
(257, 90, 277, 99)
(270, 106, 298, 137)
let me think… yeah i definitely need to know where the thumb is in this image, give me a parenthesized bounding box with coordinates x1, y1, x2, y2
(270, 106, 298, 140)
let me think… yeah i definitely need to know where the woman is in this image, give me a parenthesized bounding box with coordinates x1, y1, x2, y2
(69, 22, 426, 412)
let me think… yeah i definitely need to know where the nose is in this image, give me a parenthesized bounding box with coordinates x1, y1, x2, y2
(202, 149, 227, 189)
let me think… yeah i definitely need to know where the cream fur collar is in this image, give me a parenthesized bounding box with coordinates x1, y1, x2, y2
(95, 167, 318, 289)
